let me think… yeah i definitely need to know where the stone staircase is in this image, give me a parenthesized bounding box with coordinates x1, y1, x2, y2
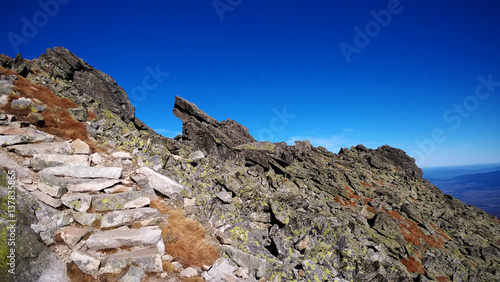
(0, 113, 250, 281)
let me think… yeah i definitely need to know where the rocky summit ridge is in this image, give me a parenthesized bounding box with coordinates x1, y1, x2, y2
(1, 47, 499, 282)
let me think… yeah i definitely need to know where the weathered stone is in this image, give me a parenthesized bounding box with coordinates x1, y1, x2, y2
(207, 258, 237, 281)
(32, 154, 89, 171)
(180, 267, 199, 278)
(38, 181, 67, 198)
(0, 127, 29, 135)
(118, 265, 146, 282)
(30, 190, 62, 208)
(72, 138, 90, 154)
(61, 226, 91, 248)
(250, 212, 271, 223)
(10, 97, 32, 110)
(90, 152, 102, 164)
(86, 226, 162, 250)
(8, 141, 72, 156)
(67, 179, 121, 193)
(72, 212, 102, 226)
(71, 250, 100, 275)
(26, 112, 44, 126)
(189, 150, 205, 163)
(68, 105, 88, 122)
(137, 166, 191, 197)
(270, 201, 290, 225)
(100, 247, 163, 273)
(215, 230, 233, 245)
(123, 197, 150, 209)
(100, 207, 163, 228)
(184, 197, 196, 207)
(217, 191, 233, 203)
(296, 237, 310, 251)
(40, 166, 122, 179)
(0, 131, 54, 146)
(104, 185, 133, 194)
(61, 193, 92, 212)
(57, 210, 74, 227)
(234, 267, 250, 279)
(221, 245, 267, 278)
(112, 151, 132, 159)
(91, 189, 156, 211)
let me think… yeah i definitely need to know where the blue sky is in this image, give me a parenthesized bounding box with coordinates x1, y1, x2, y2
(1, 0, 499, 167)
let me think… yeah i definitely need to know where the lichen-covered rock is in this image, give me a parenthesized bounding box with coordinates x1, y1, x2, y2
(91, 189, 156, 211)
(61, 193, 92, 212)
(86, 226, 162, 250)
(1, 50, 499, 282)
(100, 247, 163, 274)
(71, 250, 100, 275)
(100, 207, 163, 228)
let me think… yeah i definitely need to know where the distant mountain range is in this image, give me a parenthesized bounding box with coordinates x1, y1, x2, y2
(424, 164, 500, 217)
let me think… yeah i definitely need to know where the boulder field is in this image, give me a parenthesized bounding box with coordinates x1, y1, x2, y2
(0, 48, 499, 281)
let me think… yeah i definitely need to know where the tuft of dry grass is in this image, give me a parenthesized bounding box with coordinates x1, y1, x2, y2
(0, 66, 100, 152)
(66, 262, 95, 282)
(162, 261, 176, 273)
(149, 199, 219, 268)
(182, 277, 205, 282)
(400, 256, 426, 275)
(88, 110, 97, 120)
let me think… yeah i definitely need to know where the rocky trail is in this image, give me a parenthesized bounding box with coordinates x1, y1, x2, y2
(0, 113, 250, 281)
(1, 48, 500, 281)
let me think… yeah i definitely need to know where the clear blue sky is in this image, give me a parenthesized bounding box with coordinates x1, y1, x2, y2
(1, 0, 499, 167)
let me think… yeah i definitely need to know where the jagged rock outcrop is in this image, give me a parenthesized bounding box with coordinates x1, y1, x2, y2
(32, 47, 136, 122)
(1, 48, 175, 169)
(165, 97, 500, 281)
(173, 96, 256, 160)
(1, 49, 499, 281)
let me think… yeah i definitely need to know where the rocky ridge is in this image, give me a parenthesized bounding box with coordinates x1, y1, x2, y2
(1, 48, 500, 281)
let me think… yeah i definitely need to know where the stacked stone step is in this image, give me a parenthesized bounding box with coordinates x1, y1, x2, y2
(0, 118, 196, 280)
(0, 116, 259, 281)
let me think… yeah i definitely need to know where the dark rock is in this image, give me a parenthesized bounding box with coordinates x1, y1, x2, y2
(173, 96, 255, 159)
(68, 105, 88, 122)
(36, 47, 135, 121)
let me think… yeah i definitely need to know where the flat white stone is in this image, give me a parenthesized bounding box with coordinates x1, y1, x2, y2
(100, 247, 163, 274)
(100, 207, 162, 228)
(32, 154, 89, 171)
(86, 226, 162, 250)
(30, 190, 62, 208)
(40, 166, 122, 179)
(72, 139, 90, 155)
(67, 179, 121, 193)
(138, 167, 191, 197)
(61, 193, 92, 212)
(71, 250, 100, 275)
(8, 141, 72, 157)
(37, 182, 67, 198)
(111, 151, 132, 159)
(61, 226, 91, 248)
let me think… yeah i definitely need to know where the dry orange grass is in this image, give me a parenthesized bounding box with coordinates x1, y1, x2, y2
(182, 277, 205, 282)
(400, 256, 426, 275)
(0, 66, 100, 152)
(149, 199, 219, 268)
